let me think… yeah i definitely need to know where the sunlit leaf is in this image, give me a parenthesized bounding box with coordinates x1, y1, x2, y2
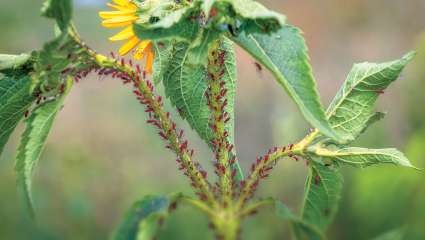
(311, 146, 415, 169)
(0, 54, 31, 71)
(233, 25, 343, 142)
(326, 52, 415, 142)
(133, 3, 200, 42)
(133, 0, 285, 43)
(217, 0, 285, 34)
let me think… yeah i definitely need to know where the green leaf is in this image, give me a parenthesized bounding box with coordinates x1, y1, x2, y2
(114, 194, 182, 240)
(372, 228, 405, 240)
(133, 3, 200, 42)
(161, 38, 243, 180)
(300, 163, 343, 232)
(359, 112, 386, 135)
(311, 146, 415, 169)
(162, 42, 211, 141)
(0, 76, 35, 156)
(15, 78, 72, 217)
(275, 200, 325, 240)
(0, 54, 31, 71)
(232, 25, 343, 142)
(161, 38, 243, 179)
(32, 33, 89, 96)
(326, 52, 414, 142)
(41, 0, 73, 31)
(188, 28, 222, 65)
(299, 53, 415, 233)
(217, 0, 285, 34)
(152, 41, 174, 85)
(133, 0, 285, 43)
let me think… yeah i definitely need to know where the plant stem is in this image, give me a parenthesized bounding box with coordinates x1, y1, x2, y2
(211, 209, 240, 240)
(206, 39, 235, 206)
(235, 131, 317, 210)
(181, 196, 216, 216)
(238, 198, 274, 218)
(68, 27, 217, 206)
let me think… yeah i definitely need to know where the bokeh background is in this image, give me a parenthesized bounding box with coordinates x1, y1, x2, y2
(1, 0, 425, 239)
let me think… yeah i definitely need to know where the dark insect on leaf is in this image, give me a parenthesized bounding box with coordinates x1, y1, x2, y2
(254, 61, 263, 72)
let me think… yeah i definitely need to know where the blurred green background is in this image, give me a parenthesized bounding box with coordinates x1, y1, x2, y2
(1, 0, 425, 239)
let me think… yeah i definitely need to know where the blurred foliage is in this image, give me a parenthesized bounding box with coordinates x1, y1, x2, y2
(1, 0, 424, 239)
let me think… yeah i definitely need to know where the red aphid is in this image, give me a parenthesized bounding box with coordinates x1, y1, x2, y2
(288, 144, 294, 151)
(254, 62, 263, 72)
(376, 89, 385, 95)
(209, 8, 217, 18)
(314, 175, 321, 185)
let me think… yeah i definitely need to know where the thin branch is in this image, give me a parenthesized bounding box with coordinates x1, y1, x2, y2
(205, 40, 236, 206)
(68, 27, 217, 206)
(235, 131, 317, 210)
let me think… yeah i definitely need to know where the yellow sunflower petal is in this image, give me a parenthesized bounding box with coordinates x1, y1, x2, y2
(102, 16, 139, 28)
(119, 36, 140, 56)
(99, 10, 136, 19)
(107, 3, 136, 11)
(145, 46, 155, 74)
(133, 40, 151, 59)
(112, 0, 131, 6)
(109, 26, 135, 41)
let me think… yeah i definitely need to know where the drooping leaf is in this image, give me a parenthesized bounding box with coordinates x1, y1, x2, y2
(0, 54, 31, 71)
(161, 38, 243, 180)
(41, 0, 73, 31)
(114, 194, 182, 240)
(233, 25, 343, 142)
(326, 52, 414, 142)
(15, 78, 72, 217)
(301, 163, 343, 232)
(274, 200, 325, 240)
(0, 76, 35, 156)
(311, 146, 415, 169)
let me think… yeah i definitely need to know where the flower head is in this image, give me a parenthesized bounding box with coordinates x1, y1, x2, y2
(99, 0, 154, 74)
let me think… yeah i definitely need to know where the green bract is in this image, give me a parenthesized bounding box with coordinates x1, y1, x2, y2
(133, 0, 285, 42)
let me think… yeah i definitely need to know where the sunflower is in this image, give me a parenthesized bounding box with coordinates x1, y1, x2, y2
(99, 0, 154, 74)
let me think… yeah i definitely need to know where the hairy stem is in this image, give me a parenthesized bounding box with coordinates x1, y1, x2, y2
(206, 39, 235, 206)
(239, 198, 275, 218)
(236, 131, 317, 210)
(68, 27, 217, 206)
(211, 210, 240, 240)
